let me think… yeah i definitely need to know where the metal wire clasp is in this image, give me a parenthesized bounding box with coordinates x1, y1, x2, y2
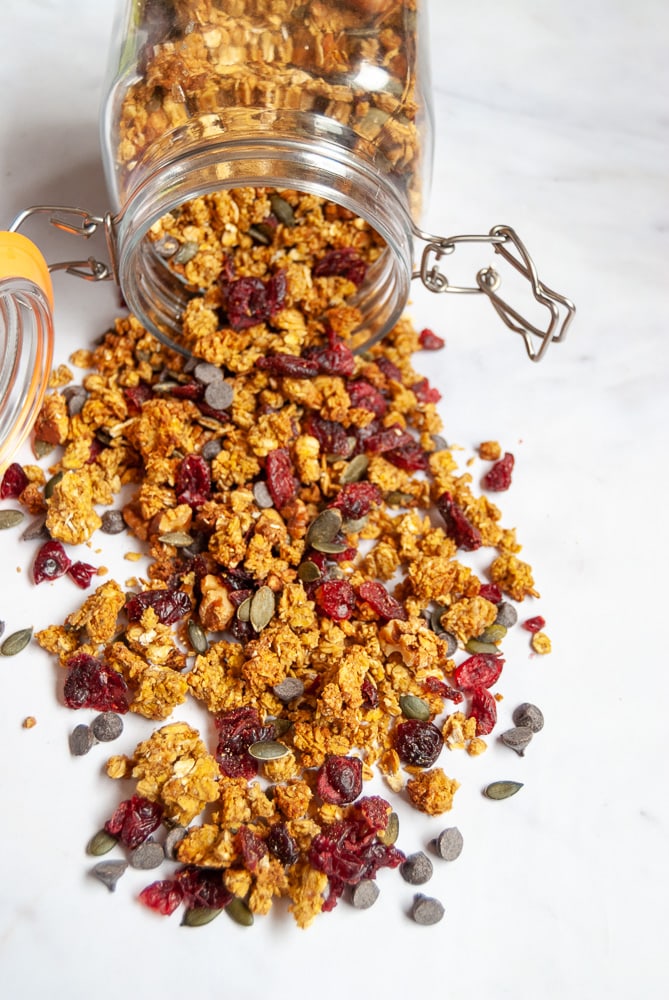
(413, 224, 575, 361)
(9, 205, 115, 282)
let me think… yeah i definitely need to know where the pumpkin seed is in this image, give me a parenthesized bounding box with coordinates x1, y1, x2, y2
(411, 894, 445, 925)
(0, 509, 25, 530)
(182, 906, 224, 927)
(306, 507, 343, 551)
(310, 538, 349, 555)
(173, 240, 199, 264)
(399, 694, 431, 722)
(158, 531, 194, 547)
(91, 860, 128, 892)
(484, 780, 524, 800)
(237, 597, 252, 622)
(250, 586, 276, 632)
(341, 514, 368, 534)
(385, 490, 414, 507)
(465, 638, 500, 655)
(33, 438, 54, 459)
(297, 560, 321, 583)
(201, 439, 223, 461)
(433, 826, 464, 861)
(512, 702, 544, 733)
(44, 471, 64, 498)
(339, 453, 369, 484)
(187, 620, 208, 655)
(476, 623, 507, 644)
(350, 879, 380, 910)
(500, 726, 533, 756)
(226, 897, 254, 927)
(378, 811, 399, 846)
(269, 193, 296, 227)
(271, 717, 293, 737)
(86, 829, 118, 857)
(1, 627, 33, 656)
(248, 222, 274, 246)
(248, 740, 289, 761)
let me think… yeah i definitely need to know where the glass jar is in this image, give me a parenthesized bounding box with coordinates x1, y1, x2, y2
(100, 0, 434, 355)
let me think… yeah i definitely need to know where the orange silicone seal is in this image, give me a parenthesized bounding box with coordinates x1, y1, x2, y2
(0, 230, 54, 305)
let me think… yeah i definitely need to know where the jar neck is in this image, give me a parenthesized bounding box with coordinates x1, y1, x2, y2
(111, 111, 415, 355)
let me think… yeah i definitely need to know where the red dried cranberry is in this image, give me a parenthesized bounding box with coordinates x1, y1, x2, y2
(225, 276, 269, 330)
(385, 440, 430, 471)
(411, 377, 442, 404)
(482, 452, 515, 492)
(169, 381, 204, 401)
(478, 583, 502, 604)
(104, 794, 163, 849)
(468, 685, 498, 735)
(265, 448, 297, 508)
(361, 676, 379, 708)
(315, 579, 357, 620)
(67, 561, 97, 589)
(266, 269, 287, 316)
(175, 454, 211, 508)
(393, 719, 443, 767)
(63, 652, 129, 713)
(347, 380, 388, 417)
(365, 425, 415, 455)
(418, 327, 445, 350)
(175, 866, 233, 910)
(331, 481, 382, 520)
(139, 879, 185, 916)
(357, 580, 408, 621)
(317, 755, 363, 805)
(351, 795, 392, 833)
(304, 413, 351, 456)
(313, 247, 366, 286)
(328, 544, 357, 563)
(453, 653, 504, 692)
(375, 357, 403, 382)
(422, 676, 464, 704)
(523, 615, 546, 633)
(266, 823, 299, 866)
(123, 383, 153, 415)
(257, 353, 320, 378)
(86, 438, 105, 464)
(1, 462, 29, 498)
(435, 491, 482, 551)
(309, 337, 356, 377)
(228, 587, 254, 608)
(125, 588, 191, 624)
(235, 826, 268, 872)
(215, 706, 273, 779)
(33, 540, 72, 584)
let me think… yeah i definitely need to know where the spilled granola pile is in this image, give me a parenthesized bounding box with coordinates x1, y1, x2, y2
(2, 187, 549, 928)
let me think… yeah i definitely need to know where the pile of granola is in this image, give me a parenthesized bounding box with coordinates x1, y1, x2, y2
(3, 186, 548, 929)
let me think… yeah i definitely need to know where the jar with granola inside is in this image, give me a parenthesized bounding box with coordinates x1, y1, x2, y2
(101, 0, 434, 356)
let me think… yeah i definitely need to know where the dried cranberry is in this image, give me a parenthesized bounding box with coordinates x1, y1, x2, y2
(266, 269, 287, 316)
(169, 381, 204, 401)
(468, 685, 498, 735)
(411, 377, 442, 404)
(375, 357, 403, 382)
(483, 452, 515, 492)
(33, 540, 72, 584)
(315, 579, 357, 621)
(347, 380, 388, 417)
(523, 615, 546, 633)
(304, 413, 351, 456)
(215, 706, 273, 779)
(266, 823, 299, 866)
(63, 652, 129, 713)
(265, 448, 297, 509)
(67, 561, 97, 589)
(453, 653, 504, 692)
(308, 338, 356, 377)
(104, 794, 163, 849)
(228, 587, 254, 608)
(313, 247, 367, 286)
(175, 866, 233, 910)
(175, 454, 211, 508)
(418, 327, 445, 350)
(385, 440, 430, 471)
(139, 879, 184, 916)
(357, 580, 408, 621)
(422, 676, 464, 704)
(351, 795, 392, 833)
(125, 588, 191, 624)
(225, 276, 269, 330)
(365, 425, 415, 455)
(331, 481, 382, 520)
(317, 755, 363, 805)
(361, 676, 379, 708)
(123, 383, 153, 415)
(328, 544, 357, 563)
(393, 719, 443, 767)
(479, 583, 502, 604)
(235, 826, 268, 871)
(435, 491, 482, 551)
(257, 353, 320, 378)
(0, 462, 29, 498)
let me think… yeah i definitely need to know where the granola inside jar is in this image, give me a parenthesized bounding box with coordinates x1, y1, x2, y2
(101, 0, 434, 355)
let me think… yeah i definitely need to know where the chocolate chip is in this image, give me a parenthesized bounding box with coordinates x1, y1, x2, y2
(400, 852, 433, 885)
(433, 826, 464, 861)
(350, 879, 380, 909)
(91, 712, 124, 742)
(69, 724, 95, 756)
(411, 894, 445, 925)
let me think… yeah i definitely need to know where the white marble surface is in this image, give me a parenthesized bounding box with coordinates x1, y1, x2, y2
(0, 2, 667, 997)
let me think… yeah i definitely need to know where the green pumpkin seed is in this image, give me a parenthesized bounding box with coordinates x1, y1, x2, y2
(271, 717, 293, 737)
(339, 454, 369, 484)
(465, 638, 500, 655)
(250, 586, 276, 632)
(182, 906, 224, 927)
(341, 515, 368, 534)
(0, 510, 25, 530)
(86, 829, 118, 857)
(378, 811, 399, 846)
(158, 531, 194, 547)
(44, 471, 64, 499)
(188, 620, 208, 655)
(269, 193, 296, 227)
(476, 623, 507, 644)
(248, 223, 274, 246)
(237, 597, 252, 622)
(297, 560, 321, 583)
(484, 780, 524, 800)
(385, 490, 414, 508)
(226, 897, 254, 927)
(248, 740, 289, 761)
(311, 539, 350, 555)
(1, 627, 33, 656)
(33, 438, 54, 459)
(173, 240, 199, 264)
(399, 694, 431, 722)
(306, 508, 343, 551)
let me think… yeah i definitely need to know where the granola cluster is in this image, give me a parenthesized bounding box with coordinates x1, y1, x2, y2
(7, 183, 549, 929)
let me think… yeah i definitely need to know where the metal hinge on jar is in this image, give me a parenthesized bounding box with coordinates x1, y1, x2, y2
(413, 223, 575, 362)
(9, 205, 116, 283)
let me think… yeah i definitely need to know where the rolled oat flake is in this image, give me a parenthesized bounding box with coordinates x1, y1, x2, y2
(411, 894, 445, 926)
(350, 879, 380, 910)
(400, 851, 433, 885)
(433, 826, 464, 862)
(91, 712, 124, 742)
(92, 860, 128, 892)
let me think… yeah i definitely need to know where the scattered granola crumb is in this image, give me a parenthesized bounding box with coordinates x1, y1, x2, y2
(22, 716, 37, 729)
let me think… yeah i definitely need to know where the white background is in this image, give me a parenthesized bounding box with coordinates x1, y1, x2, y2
(0, 2, 667, 998)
